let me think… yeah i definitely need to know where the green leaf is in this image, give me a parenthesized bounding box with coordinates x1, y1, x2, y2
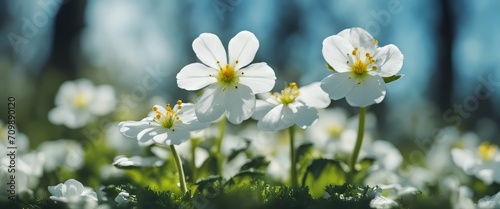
(383, 74, 403, 83)
(225, 170, 265, 187)
(326, 63, 337, 72)
(302, 159, 347, 198)
(198, 155, 219, 178)
(227, 139, 251, 162)
(295, 143, 314, 163)
(195, 175, 223, 194)
(240, 156, 269, 171)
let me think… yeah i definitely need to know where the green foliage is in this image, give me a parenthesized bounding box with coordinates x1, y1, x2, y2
(302, 159, 347, 198)
(383, 74, 403, 83)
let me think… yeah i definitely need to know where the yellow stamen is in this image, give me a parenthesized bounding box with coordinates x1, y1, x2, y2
(218, 64, 238, 85)
(478, 142, 497, 161)
(74, 94, 87, 108)
(352, 60, 367, 75)
(279, 82, 300, 105)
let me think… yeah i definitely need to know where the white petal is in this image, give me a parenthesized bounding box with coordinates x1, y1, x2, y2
(345, 76, 386, 107)
(166, 128, 191, 145)
(296, 82, 331, 108)
(225, 84, 255, 124)
(64, 179, 84, 196)
(293, 104, 319, 129)
(258, 104, 295, 131)
(376, 44, 404, 77)
(195, 84, 226, 123)
(152, 132, 169, 144)
(89, 85, 116, 116)
(337, 27, 377, 52)
(192, 33, 227, 69)
(252, 99, 276, 120)
(48, 184, 64, 197)
(228, 31, 259, 70)
(450, 148, 476, 172)
(238, 63, 276, 94)
(177, 104, 211, 132)
(55, 81, 79, 106)
(118, 119, 163, 143)
(322, 35, 353, 73)
(320, 73, 355, 100)
(177, 63, 218, 90)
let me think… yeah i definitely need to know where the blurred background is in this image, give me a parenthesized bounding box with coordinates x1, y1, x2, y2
(0, 0, 499, 148)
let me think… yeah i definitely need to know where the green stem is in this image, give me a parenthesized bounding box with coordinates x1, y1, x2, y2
(215, 116, 226, 177)
(191, 138, 200, 182)
(289, 126, 298, 189)
(170, 144, 188, 194)
(349, 107, 366, 177)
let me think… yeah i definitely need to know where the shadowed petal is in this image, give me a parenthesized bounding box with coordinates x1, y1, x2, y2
(195, 84, 226, 123)
(346, 76, 386, 107)
(225, 84, 255, 124)
(320, 73, 355, 100)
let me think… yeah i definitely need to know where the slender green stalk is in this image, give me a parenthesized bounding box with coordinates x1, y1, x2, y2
(349, 107, 366, 176)
(289, 126, 298, 189)
(190, 138, 200, 182)
(215, 116, 226, 177)
(170, 144, 188, 194)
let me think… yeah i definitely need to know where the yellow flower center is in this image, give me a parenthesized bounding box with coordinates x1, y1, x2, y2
(218, 64, 238, 85)
(74, 94, 88, 108)
(478, 142, 497, 161)
(348, 48, 377, 78)
(274, 82, 300, 105)
(327, 125, 343, 137)
(153, 100, 183, 129)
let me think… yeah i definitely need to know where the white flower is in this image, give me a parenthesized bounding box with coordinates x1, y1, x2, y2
(38, 139, 85, 172)
(177, 31, 276, 124)
(48, 79, 116, 128)
(48, 179, 97, 203)
(119, 101, 210, 145)
(252, 82, 330, 131)
(477, 190, 500, 208)
(320, 27, 404, 107)
(112, 155, 164, 168)
(451, 141, 500, 185)
(115, 191, 130, 206)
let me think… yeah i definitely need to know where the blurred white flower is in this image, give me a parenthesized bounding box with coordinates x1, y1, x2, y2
(177, 31, 276, 124)
(252, 82, 330, 131)
(115, 191, 130, 206)
(48, 179, 97, 203)
(366, 140, 403, 171)
(112, 155, 164, 168)
(451, 141, 500, 184)
(477, 190, 500, 208)
(320, 27, 404, 107)
(119, 101, 210, 145)
(48, 79, 116, 128)
(306, 108, 349, 148)
(370, 196, 398, 209)
(38, 139, 84, 171)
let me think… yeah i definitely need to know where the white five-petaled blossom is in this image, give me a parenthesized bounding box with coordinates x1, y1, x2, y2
(252, 82, 330, 131)
(177, 31, 276, 124)
(48, 179, 97, 203)
(48, 78, 116, 128)
(320, 27, 404, 107)
(118, 101, 210, 145)
(451, 142, 500, 185)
